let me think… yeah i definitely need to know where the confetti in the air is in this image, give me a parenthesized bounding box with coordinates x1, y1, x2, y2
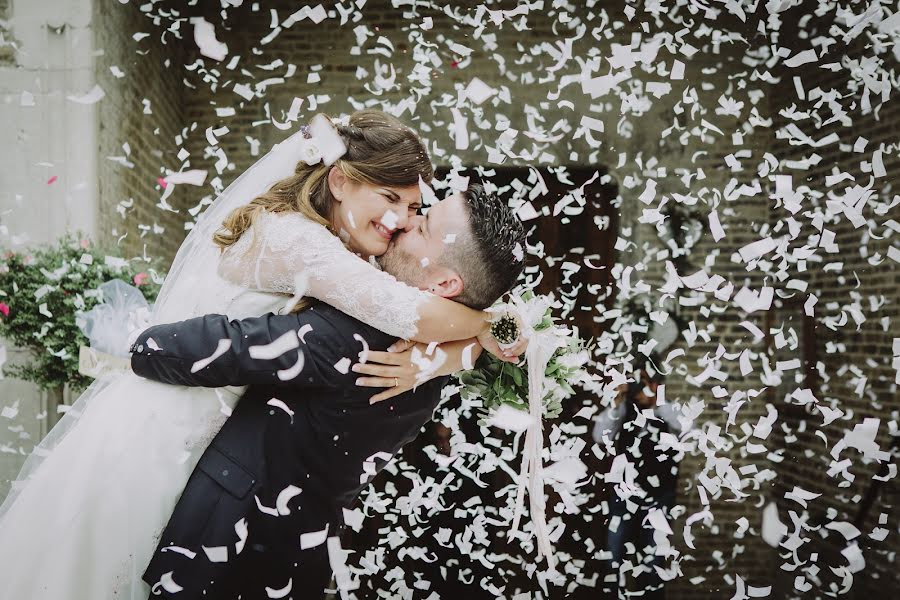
(1, 1, 898, 598)
(189, 338, 232, 373)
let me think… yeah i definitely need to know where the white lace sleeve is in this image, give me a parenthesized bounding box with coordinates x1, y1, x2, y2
(218, 211, 429, 339)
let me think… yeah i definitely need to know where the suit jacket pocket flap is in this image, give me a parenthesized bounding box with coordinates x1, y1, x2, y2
(198, 446, 256, 499)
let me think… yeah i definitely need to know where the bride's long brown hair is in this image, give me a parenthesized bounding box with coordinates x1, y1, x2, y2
(213, 110, 433, 312)
(213, 109, 434, 250)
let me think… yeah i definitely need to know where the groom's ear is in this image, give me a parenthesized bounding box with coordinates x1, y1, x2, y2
(431, 271, 464, 299)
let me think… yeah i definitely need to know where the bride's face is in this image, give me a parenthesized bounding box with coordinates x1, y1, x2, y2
(328, 169, 422, 257)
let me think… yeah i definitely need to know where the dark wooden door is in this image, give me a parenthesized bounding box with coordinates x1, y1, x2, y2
(344, 166, 620, 598)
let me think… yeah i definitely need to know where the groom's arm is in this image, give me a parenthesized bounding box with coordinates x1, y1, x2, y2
(130, 309, 357, 389)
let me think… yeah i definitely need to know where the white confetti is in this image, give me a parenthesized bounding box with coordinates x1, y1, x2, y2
(155, 572, 183, 594)
(708, 210, 725, 241)
(465, 77, 495, 105)
(201, 545, 229, 562)
(334, 357, 351, 374)
(266, 398, 295, 422)
(265, 577, 293, 599)
(248, 331, 300, 360)
(825, 521, 861, 541)
(380, 210, 399, 230)
(276, 353, 305, 381)
(254, 495, 279, 517)
(733, 286, 773, 313)
(164, 170, 208, 186)
(784, 49, 819, 68)
(160, 545, 197, 559)
(784, 486, 821, 508)
(450, 107, 469, 150)
(297, 324, 313, 343)
(300, 525, 329, 549)
(461, 342, 477, 370)
(738, 237, 778, 263)
(234, 518, 248, 554)
(190, 338, 232, 373)
(1, 400, 19, 420)
(308, 4, 327, 24)
(67, 85, 106, 105)
(190, 17, 228, 61)
(275, 485, 302, 515)
(761, 502, 786, 547)
(486, 404, 534, 433)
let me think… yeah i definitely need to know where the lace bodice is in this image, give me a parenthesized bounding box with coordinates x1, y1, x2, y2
(218, 211, 429, 340)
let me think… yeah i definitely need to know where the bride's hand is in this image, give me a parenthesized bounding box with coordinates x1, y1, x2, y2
(352, 341, 427, 404)
(475, 328, 527, 364)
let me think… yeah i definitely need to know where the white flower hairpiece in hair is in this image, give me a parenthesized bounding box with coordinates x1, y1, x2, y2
(296, 115, 347, 166)
(299, 140, 323, 166)
(308, 114, 348, 165)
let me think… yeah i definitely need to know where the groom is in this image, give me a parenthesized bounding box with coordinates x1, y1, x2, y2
(131, 183, 525, 599)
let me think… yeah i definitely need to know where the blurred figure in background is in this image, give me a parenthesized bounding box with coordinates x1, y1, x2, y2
(593, 354, 689, 599)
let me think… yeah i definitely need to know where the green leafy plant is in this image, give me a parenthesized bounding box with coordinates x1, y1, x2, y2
(0, 235, 163, 392)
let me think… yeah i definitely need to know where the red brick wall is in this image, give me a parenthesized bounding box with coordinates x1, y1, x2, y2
(93, 0, 190, 262)
(765, 6, 900, 597)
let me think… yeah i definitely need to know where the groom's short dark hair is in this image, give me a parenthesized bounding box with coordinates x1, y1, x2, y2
(440, 182, 526, 309)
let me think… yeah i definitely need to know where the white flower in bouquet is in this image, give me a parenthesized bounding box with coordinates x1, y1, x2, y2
(486, 292, 554, 348)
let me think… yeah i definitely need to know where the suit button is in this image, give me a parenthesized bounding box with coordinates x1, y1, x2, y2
(136, 344, 143, 352)
(222, 469, 229, 476)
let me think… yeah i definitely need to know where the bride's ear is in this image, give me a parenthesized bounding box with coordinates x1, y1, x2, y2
(327, 166, 346, 202)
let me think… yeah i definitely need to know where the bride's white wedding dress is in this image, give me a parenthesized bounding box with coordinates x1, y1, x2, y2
(0, 211, 430, 600)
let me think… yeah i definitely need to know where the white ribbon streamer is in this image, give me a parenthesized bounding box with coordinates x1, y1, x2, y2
(507, 329, 564, 571)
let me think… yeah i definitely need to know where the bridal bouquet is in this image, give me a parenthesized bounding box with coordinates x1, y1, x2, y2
(458, 290, 592, 427)
(455, 290, 593, 570)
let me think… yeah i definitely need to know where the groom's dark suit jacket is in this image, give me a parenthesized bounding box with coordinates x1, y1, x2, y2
(130, 303, 448, 599)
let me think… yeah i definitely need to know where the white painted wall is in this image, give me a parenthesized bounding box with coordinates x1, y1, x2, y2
(0, 0, 99, 499)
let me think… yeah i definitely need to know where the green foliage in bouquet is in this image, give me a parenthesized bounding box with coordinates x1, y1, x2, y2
(459, 291, 591, 426)
(0, 235, 163, 392)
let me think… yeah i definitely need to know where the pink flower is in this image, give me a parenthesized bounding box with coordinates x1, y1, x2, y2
(157, 177, 168, 189)
(133, 272, 148, 286)
(0, 302, 9, 318)
(47, 175, 58, 185)
(80, 239, 90, 249)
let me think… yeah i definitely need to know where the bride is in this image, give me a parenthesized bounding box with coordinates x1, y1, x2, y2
(0, 110, 520, 599)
